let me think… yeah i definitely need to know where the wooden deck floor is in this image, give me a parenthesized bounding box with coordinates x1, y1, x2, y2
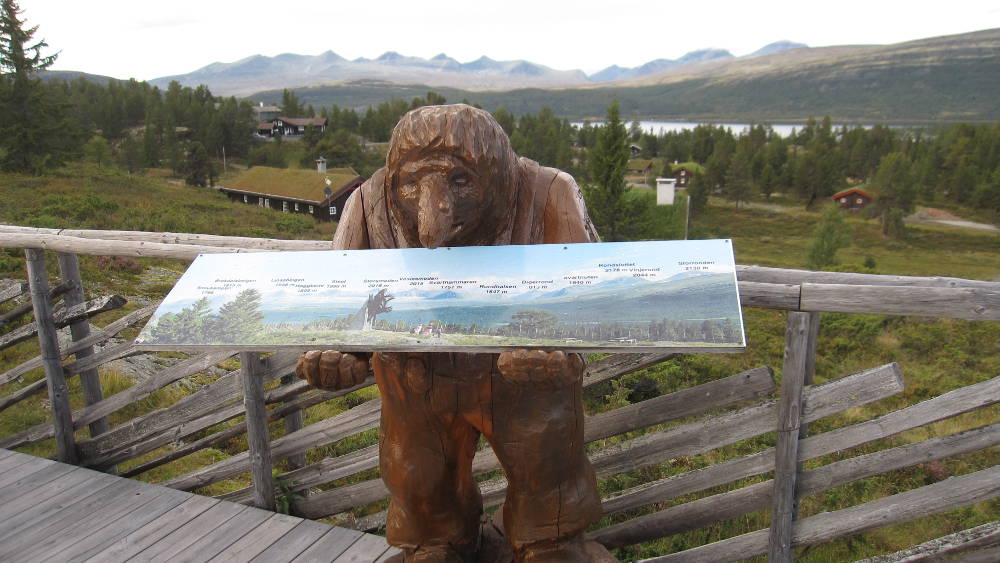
(0, 448, 399, 562)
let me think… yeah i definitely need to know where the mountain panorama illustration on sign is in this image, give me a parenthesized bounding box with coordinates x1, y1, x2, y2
(135, 239, 745, 352)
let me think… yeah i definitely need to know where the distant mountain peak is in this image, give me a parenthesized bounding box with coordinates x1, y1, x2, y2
(747, 41, 808, 58)
(377, 51, 404, 61)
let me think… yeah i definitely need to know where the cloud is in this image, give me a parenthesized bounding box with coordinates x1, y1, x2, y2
(135, 16, 198, 29)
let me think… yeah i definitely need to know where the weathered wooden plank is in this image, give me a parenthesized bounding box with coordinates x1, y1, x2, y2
(0, 281, 71, 327)
(0, 231, 271, 261)
(0, 351, 233, 450)
(586, 366, 775, 442)
(0, 340, 142, 416)
(291, 527, 366, 562)
(57, 252, 109, 438)
(324, 364, 901, 526)
(22, 485, 185, 562)
(131, 500, 249, 561)
(249, 519, 332, 561)
(739, 280, 801, 310)
(769, 312, 813, 563)
(206, 512, 304, 562)
(856, 521, 1000, 562)
(76, 350, 299, 467)
(169, 501, 274, 562)
(0, 303, 155, 389)
(800, 283, 1000, 321)
(0, 279, 28, 303)
(956, 545, 1000, 563)
(0, 456, 70, 498)
(330, 532, 393, 562)
(647, 465, 1000, 563)
(0, 293, 127, 351)
(736, 265, 1000, 290)
(0, 474, 141, 554)
(121, 383, 352, 479)
(296, 367, 777, 520)
(164, 398, 382, 492)
(219, 444, 379, 505)
(25, 248, 77, 463)
(0, 463, 93, 510)
(282, 375, 307, 470)
(583, 352, 680, 387)
(242, 351, 276, 510)
(593, 421, 1000, 550)
(0, 224, 333, 251)
(82, 495, 221, 562)
(55, 489, 190, 563)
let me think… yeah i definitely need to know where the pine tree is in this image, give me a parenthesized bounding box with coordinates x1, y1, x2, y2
(871, 152, 915, 237)
(215, 289, 264, 343)
(0, 0, 76, 173)
(806, 205, 851, 270)
(584, 101, 641, 241)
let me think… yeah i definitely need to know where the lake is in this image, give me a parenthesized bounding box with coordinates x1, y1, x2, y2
(572, 120, 809, 137)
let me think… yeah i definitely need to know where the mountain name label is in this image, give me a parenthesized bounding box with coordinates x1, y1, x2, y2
(135, 240, 746, 353)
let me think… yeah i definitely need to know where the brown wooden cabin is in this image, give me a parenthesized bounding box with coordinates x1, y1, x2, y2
(832, 188, 874, 212)
(219, 165, 364, 222)
(256, 116, 328, 138)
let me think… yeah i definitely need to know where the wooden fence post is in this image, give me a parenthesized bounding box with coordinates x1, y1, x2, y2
(768, 311, 815, 562)
(24, 248, 78, 464)
(56, 252, 109, 438)
(280, 374, 306, 470)
(240, 351, 275, 510)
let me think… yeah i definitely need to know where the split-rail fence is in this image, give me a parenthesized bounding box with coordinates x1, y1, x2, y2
(0, 224, 998, 562)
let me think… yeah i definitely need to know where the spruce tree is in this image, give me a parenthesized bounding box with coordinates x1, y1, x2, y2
(0, 0, 75, 173)
(585, 101, 641, 241)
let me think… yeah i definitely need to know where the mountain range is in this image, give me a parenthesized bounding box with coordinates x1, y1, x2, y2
(240, 29, 1000, 122)
(148, 41, 807, 97)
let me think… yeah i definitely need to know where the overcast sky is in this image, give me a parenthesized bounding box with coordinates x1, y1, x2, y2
(22, 0, 1000, 81)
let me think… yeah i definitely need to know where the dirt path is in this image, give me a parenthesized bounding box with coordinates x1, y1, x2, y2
(907, 208, 999, 232)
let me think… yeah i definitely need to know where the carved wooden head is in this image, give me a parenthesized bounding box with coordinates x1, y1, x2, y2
(385, 104, 520, 248)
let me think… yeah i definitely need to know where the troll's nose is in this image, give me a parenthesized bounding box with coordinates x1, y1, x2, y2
(417, 174, 453, 248)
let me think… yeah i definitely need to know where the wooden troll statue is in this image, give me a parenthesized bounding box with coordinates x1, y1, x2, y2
(296, 104, 617, 563)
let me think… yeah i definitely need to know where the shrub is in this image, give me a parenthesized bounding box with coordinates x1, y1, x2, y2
(95, 255, 143, 275)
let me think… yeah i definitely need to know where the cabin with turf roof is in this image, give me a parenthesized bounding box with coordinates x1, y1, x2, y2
(219, 160, 364, 221)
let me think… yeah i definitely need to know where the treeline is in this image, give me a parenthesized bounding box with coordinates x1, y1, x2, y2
(9, 74, 1000, 228)
(621, 117, 1000, 224)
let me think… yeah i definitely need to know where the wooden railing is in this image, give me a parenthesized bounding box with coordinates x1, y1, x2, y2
(1, 225, 999, 562)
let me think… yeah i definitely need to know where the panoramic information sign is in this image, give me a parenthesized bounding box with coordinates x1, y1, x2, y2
(135, 240, 745, 353)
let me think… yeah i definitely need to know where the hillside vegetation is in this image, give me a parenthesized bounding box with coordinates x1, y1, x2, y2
(0, 165, 997, 561)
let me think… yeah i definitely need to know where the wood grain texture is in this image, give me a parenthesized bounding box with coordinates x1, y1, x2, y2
(294, 367, 775, 520)
(769, 312, 813, 563)
(336, 364, 900, 528)
(0, 225, 333, 250)
(592, 421, 1000, 549)
(736, 265, 1000, 290)
(800, 283, 1000, 320)
(25, 248, 77, 463)
(0, 293, 126, 351)
(0, 279, 28, 303)
(647, 465, 1000, 562)
(855, 521, 1000, 562)
(0, 303, 155, 389)
(57, 251, 109, 438)
(241, 351, 276, 510)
